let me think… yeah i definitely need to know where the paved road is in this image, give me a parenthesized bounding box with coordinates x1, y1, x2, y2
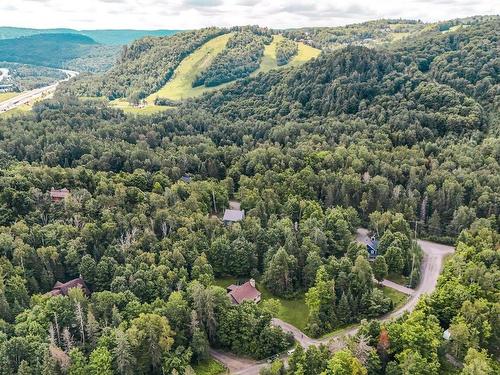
(380, 279, 414, 295)
(0, 69, 78, 113)
(212, 229, 455, 374)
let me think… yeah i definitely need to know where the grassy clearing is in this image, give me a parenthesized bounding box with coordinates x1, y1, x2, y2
(381, 285, 408, 309)
(109, 98, 173, 115)
(214, 277, 309, 332)
(253, 35, 321, 76)
(146, 33, 234, 102)
(288, 41, 321, 67)
(147, 33, 321, 102)
(193, 358, 226, 375)
(0, 92, 18, 103)
(0, 103, 32, 118)
(251, 34, 283, 75)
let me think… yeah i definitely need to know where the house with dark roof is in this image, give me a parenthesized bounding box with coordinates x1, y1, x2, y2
(365, 236, 379, 259)
(223, 209, 245, 225)
(50, 188, 70, 202)
(48, 277, 90, 297)
(226, 279, 261, 304)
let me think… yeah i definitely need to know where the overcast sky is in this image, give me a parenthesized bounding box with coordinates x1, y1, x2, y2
(2, 0, 498, 30)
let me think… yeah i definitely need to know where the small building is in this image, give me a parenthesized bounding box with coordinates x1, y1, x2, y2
(181, 175, 191, 183)
(366, 235, 379, 259)
(227, 279, 261, 305)
(223, 209, 245, 225)
(443, 329, 451, 341)
(50, 188, 70, 202)
(49, 277, 90, 297)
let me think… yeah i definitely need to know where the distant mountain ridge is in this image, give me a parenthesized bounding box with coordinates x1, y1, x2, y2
(0, 27, 181, 45)
(0, 33, 119, 72)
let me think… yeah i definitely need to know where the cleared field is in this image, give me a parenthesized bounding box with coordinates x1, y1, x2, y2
(0, 92, 18, 103)
(148, 33, 321, 102)
(146, 33, 234, 103)
(288, 40, 321, 67)
(0, 103, 32, 118)
(253, 35, 321, 75)
(251, 34, 283, 75)
(109, 98, 173, 115)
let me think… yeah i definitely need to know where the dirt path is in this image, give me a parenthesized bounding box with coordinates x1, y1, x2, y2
(213, 229, 455, 374)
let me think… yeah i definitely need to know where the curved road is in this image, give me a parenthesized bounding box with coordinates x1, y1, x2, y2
(0, 69, 78, 113)
(212, 229, 455, 374)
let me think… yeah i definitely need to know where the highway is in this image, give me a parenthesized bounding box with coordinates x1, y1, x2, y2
(0, 69, 78, 113)
(212, 229, 455, 374)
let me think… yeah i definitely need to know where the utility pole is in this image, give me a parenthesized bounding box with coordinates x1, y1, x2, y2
(409, 252, 416, 288)
(411, 220, 422, 240)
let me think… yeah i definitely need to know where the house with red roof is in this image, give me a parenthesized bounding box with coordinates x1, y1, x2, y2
(226, 279, 261, 304)
(50, 188, 70, 202)
(48, 277, 90, 297)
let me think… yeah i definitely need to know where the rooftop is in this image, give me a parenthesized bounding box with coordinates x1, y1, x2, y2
(227, 279, 261, 304)
(49, 277, 89, 297)
(50, 188, 70, 199)
(223, 209, 245, 222)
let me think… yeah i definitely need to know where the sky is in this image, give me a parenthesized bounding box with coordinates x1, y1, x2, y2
(1, 0, 498, 30)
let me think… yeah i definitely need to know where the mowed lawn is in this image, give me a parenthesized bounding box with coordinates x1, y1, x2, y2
(146, 33, 234, 102)
(214, 277, 309, 331)
(381, 285, 408, 309)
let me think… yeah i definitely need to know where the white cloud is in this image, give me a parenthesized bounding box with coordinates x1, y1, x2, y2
(1, 0, 498, 30)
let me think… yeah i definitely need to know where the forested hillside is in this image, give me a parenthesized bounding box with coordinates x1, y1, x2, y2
(0, 27, 179, 45)
(283, 19, 426, 49)
(0, 33, 120, 73)
(193, 30, 272, 87)
(0, 15, 498, 375)
(59, 28, 226, 100)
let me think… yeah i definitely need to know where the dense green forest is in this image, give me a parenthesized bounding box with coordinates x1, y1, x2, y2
(193, 30, 272, 87)
(0, 33, 120, 73)
(0, 15, 498, 375)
